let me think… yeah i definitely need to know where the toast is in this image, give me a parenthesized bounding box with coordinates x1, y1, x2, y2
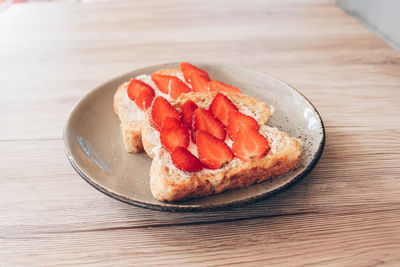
(113, 68, 185, 153)
(150, 126, 301, 202)
(142, 92, 301, 202)
(115, 62, 302, 202)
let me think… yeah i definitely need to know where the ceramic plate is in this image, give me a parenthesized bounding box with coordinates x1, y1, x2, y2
(64, 62, 325, 211)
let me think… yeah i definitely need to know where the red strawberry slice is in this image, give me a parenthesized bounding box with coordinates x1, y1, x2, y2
(151, 96, 180, 130)
(209, 93, 238, 126)
(151, 74, 191, 99)
(232, 127, 270, 161)
(180, 62, 210, 83)
(193, 108, 226, 142)
(127, 79, 154, 101)
(227, 110, 259, 140)
(180, 100, 198, 129)
(170, 147, 203, 172)
(196, 131, 234, 169)
(208, 80, 241, 94)
(150, 73, 170, 94)
(160, 117, 190, 153)
(169, 78, 191, 100)
(159, 116, 183, 131)
(135, 88, 155, 111)
(191, 74, 210, 92)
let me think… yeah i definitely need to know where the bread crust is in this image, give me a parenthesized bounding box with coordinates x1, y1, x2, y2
(150, 127, 301, 202)
(113, 82, 144, 153)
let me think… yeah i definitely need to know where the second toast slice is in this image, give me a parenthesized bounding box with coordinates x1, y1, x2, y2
(141, 92, 301, 202)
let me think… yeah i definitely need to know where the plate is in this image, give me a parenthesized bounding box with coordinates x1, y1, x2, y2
(64, 62, 325, 211)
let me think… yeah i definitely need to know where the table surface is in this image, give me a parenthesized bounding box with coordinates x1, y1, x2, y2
(1, 0, 400, 266)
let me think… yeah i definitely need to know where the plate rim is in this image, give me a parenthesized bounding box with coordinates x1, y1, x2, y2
(63, 62, 326, 212)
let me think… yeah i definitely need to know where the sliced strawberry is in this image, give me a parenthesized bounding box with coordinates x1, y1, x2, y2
(196, 131, 233, 169)
(171, 147, 203, 172)
(232, 127, 270, 162)
(169, 78, 191, 100)
(160, 118, 189, 153)
(193, 108, 226, 142)
(127, 79, 154, 101)
(209, 93, 238, 126)
(180, 62, 210, 83)
(151, 96, 180, 130)
(208, 80, 241, 94)
(151, 73, 191, 99)
(180, 100, 198, 129)
(227, 110, 259, 140)
(191, 74, 210, 92)
(160, 116, 184, 132)
(150, 73, 170, 94)
(135, 88, 155, 110)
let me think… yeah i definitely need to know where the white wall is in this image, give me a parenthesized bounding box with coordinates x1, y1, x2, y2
(333, 0, 400, 51)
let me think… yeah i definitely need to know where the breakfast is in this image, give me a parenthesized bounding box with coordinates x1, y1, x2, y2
(114, 62, 302, 202)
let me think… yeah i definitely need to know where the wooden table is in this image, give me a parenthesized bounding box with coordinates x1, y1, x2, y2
(1, 0, 400, 265)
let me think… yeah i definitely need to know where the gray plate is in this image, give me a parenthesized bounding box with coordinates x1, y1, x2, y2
(64, 62, 325, 212)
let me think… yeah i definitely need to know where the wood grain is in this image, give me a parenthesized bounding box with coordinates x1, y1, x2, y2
(1, 0, 400, 266)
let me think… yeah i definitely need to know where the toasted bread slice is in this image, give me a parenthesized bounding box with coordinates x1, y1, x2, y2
(150, 126, 301, 202)
(113, 68, 185, 153)
(141, 92, 301, 202)
(113, 82, 144, 153)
